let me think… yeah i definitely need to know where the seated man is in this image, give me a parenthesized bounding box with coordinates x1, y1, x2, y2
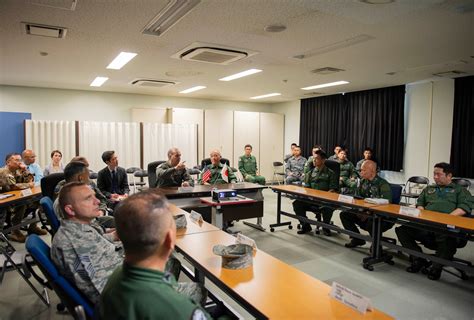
(284, 143, 297, 163)
(22, 149, 43, 186)
(0, 153, 45, 242)
(100, 190, 210, 320)
(303, 145, 323, 175)
(340, 160, 392, 248)
(293, 150, 338, 236)
(199, 149, 236, 184)
(238, 144, 265, 185)
(356, 147, 376, 174)
(156, 147, 194, 188)
(329, 145, 342, 161)
(52, 182, 206, 305)
(337, 149, 357, 191)
(395, 162, 471, 280)
(285, 146, 306, 185)
(97, 150, 129, 202)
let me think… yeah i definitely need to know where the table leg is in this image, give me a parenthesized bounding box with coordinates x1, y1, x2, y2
(269, 191, 292, 232)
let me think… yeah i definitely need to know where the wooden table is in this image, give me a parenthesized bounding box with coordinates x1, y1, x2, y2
(176, 230, 393, 320)
(169, 204, 220, 237)
(0, 186, 42, 208)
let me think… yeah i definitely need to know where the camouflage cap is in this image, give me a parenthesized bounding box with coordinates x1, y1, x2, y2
(212, 244, 253, 269)
(174, 213, 187, 229)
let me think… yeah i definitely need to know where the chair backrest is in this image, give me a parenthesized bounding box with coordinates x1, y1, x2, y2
(25, 235, 94, 318)
(273, 161, 284, 168)
(40, 196, 60, 234)
(41, 172, 65, 200)
(452, 178, 471, 190)
(147, 161, 166, 188)
(407, 176, 430, 185)
(324, 160, 340, 190)
(201, 158, 230, 169)
(126, 167, 141, 174)
(89, 171, 98, 180)
(389, 184, 403, 205)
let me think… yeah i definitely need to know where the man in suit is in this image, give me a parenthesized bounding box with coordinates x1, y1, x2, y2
(97, 151, 129, 203)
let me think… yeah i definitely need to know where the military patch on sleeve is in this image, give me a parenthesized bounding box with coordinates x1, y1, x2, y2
(191, 308, 207, 320)
(73, 255, 96, 280)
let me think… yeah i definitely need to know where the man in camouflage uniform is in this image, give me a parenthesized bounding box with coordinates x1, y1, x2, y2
(156, 147, 194, 188)
(337, 149, 357, 191)
(238, 144, 265, 185)
(329, 145, 342, 161)
(52, 182, 206, 305)
(283, 143, 297, 163)
(340, 160, 393, 248)
(0, 153, 45, 242)
(395, 162, 472, 280)
(293, 150, 338, 236)
(285, 146, 307, 185)
(304, 145, 323, 175)
(199, 149, 236, 184)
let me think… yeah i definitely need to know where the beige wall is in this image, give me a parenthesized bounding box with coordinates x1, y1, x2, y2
(271, 100, 300, 154)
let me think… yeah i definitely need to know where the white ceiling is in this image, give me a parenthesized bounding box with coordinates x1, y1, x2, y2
(1, 0, 473, 102)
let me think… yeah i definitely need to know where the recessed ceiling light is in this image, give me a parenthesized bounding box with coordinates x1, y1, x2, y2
(301, 81, 349, 90)
(106, 52, 137, 70)
(90, 76, 109, 87)
(264, 24, 286, 33)
(250, 93, 281, 100)
(179, 86, 206, 93)
(219, 69, 262, 81)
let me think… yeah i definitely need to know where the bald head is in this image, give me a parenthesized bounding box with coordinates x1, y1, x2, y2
(360, 160, 377, 181)
(22, 149, 36, 165)
(210, 149, 222, 165)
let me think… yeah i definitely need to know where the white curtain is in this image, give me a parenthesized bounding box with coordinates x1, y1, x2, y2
(143, 123, 198, 169)
(24, 120, 76, 168)
(79, 121, 140, 172)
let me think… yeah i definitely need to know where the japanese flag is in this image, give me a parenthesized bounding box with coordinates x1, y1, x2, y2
(220, 164, 229, 183)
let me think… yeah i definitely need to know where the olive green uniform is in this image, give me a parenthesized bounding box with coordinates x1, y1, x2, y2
(339, 160, 357, 190)
(238, 155, 265, 185)
(100, 263, 210, 320)
(304, 156, 314, 175)
(293, 164, 338, 232)
(156, 162, 194, 188)
(198, 163, 236, 184)
(395, 183, 472, 269)
(340, 175, 393, 239)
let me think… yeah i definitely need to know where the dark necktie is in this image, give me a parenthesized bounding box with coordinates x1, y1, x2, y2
(111, 170, 118, 193)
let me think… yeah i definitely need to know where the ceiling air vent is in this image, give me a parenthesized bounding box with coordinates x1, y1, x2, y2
(311, 67, 345, 75)
(131, 79, 178, 88)
(28, 0, 77, 11)
(433, 70, 467, 78)
(172, 42, 258, 65)
(22, 22, 67, 38)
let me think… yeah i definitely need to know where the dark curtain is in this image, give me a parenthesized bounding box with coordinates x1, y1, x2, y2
(300, 85, 405, 171)
(450, 75, 474, 178)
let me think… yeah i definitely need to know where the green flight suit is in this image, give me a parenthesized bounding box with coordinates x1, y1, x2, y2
(238, 155, 265, 185)
(100, 263, 210, 320)
(396, 182, 472, 269)
(339, 160, 357, 190)
(293, 164, 338, 231)
(198, 163, 236, 184)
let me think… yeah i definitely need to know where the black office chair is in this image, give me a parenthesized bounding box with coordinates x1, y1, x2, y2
(147, 161, 166, 188)
(133, 170, 148, 191)
(452, 178, 471, 190)
(40, 173, 65, 200)
(200, 158, 230, 169)
(401, 176, 429, 204)
(88, 171, 98, 180)
(272, 161, 285, 185)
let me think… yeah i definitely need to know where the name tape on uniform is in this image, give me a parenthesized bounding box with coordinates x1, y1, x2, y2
(21, 188, 33, 196)
(329, 282, 373, 314)
(178, 186, 194, 192)
(190, 210, 204, 223)
(236, 233, 257, 250)
(338, 194, 354, 204)
(398, 206, 420, 217)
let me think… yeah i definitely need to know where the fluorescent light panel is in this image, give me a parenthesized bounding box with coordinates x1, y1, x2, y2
(250, 93, 281, 99)
(90, 76, 109, 87)
(301, 80, 349, 90)
(179, 86, 206, 93)
(219, 68, 262, 81)
(106, 52, 137, 70)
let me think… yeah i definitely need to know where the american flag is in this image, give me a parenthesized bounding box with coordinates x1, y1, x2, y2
(201, 169, 211, 183)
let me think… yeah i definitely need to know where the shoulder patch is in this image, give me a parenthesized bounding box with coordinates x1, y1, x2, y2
(191, 308, 207, 320)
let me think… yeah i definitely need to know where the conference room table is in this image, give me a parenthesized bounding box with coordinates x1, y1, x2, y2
(175, 228, 393, 319)
(169, 204, 220, 237)
(159, 182, 267, 231)
(0, 186, 42, 234)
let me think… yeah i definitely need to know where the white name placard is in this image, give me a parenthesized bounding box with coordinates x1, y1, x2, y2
(329, 282, 373, 314)
(398, 206, 420, 217)
(178, 186, 194, 193)
(338, 194, 354, 204)
(189, 210, 203, 223)
(21, 188, 33, 196)
(232, 182, 246, 188)
(236, 233, 257, 250)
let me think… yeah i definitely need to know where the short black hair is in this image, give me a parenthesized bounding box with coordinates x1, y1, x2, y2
(101, 150, 115, 163)
(364, 147, 374, 153)
(244, 144, 252, 149)
(291, 143, 297, 147)
(315, 150, 327, 159)
(64, 161, 88, 182)
(5, 152, 20, 163)
(434, 162, 454, 176)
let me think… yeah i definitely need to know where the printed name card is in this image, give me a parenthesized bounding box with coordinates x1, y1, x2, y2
(21, 188, 33, 196)
(189, 210, 204, 223)
(178, 186, 194, 192)
(338, 194, 354, 204)
(398, 206, 420, 217)
(329, 282, 373, 314)
(236, 233, 257, 250)
(232, 182, 246, 188)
